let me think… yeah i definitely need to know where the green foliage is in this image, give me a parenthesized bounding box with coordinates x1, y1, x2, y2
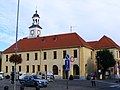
(9, 54, 22, 64)
(96, 49, 116, 70)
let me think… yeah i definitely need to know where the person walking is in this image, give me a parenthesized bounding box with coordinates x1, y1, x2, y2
(90, 73, 96, 86)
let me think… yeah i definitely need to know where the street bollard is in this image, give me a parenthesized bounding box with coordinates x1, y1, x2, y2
(4, 86, 9, 90)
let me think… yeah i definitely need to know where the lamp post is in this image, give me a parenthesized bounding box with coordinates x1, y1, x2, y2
(14, 0, 20, 90)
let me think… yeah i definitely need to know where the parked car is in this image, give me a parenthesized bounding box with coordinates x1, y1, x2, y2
(0, 72, 4, 80)
(19, 75, 44, 87)
(32, 75, 48, 87)
(37, 71, 54, 82)
(19, 72, 26, 80)
(47, 75, 54, 82)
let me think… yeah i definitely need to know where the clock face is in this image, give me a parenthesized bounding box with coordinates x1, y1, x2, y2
(30, 30, 34, 35)
(37, 30, 40, 35)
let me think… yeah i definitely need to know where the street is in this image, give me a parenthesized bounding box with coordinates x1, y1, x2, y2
(0, 79, 120, 90)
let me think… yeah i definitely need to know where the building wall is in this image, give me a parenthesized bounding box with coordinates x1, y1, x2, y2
(79, 47, 95, 79)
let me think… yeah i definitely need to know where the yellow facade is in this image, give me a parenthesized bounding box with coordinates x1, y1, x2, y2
(2, 46, 97, 79)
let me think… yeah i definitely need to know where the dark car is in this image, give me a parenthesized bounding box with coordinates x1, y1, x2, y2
(19, 75, 44, 87)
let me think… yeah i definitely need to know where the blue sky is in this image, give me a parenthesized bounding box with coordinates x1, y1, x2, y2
(0, 0, 120, 51)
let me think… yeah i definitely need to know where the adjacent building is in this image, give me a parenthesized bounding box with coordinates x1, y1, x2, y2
(2, 11, 120, 79)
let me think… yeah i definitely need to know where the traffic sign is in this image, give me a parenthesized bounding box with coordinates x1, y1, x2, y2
(65, 54, 70, 60)
(65, 59, 70, 71)
(65, 54, 70, 71)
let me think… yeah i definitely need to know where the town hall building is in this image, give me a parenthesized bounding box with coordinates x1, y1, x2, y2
(2, 11, 120, 79)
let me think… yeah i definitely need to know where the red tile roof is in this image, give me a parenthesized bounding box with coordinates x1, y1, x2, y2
(87, 41, 98, 48)
(3, 33, 91, 53)
(88, 35, 120, 49)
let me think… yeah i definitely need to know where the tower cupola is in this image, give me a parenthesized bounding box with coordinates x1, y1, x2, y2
(29, 10, 42, 38)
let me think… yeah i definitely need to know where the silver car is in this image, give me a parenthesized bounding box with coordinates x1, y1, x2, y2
(32, 75, 48, 87)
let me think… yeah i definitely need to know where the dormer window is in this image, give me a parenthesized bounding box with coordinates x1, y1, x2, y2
(53, 36, 57, 41)
(42, 37, 45, 42)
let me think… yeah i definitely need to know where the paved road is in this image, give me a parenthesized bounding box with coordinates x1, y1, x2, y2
(0, 79, 120, 90)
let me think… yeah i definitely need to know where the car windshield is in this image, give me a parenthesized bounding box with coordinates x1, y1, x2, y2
(32, 75, 41, 79)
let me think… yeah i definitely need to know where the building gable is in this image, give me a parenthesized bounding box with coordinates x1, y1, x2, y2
(88, 35, 120, 49)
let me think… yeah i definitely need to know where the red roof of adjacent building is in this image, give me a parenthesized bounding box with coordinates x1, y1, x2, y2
(88, 35, 120, 49)
(3, 33, 91, 53)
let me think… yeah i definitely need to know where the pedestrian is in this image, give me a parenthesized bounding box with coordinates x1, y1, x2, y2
(90, 73, 96, 86)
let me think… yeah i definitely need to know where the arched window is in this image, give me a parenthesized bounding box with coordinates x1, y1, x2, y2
(53, 65, 58, 75)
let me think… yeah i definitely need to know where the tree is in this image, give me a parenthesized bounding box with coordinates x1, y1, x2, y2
(9, 54, 22, 64)
(9, 54, 22, 83)
(96, 49, 116, 79)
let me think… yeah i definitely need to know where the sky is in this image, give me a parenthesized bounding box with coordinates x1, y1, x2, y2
(0, 0, 120, 51)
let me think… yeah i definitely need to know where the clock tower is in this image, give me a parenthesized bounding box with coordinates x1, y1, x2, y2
(29, 10, 42, 38)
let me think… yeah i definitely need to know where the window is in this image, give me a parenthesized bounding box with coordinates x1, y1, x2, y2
(53, 51, 57, 59)
(91, 51, 93, 59)
(6, 66, 8, 73)
(74, 50, 77, 58)
(43, 52, 47, 60)
(26, 65, 29, 73)
(35, 53, 38, 60)
(63, 50, 66, 59)
(37, 65, 40, 71)
(27, 53, 29, 61)
(19, 66, 21, 72)
(12, 66, 14, 72)
(45, 65, 47, 71)
(32, 65, 35, 73)
(119, 51, 120, 58)
(116, 51, 118, 58)
(53, 65, 58, 75)
(6, 55, 8, 62)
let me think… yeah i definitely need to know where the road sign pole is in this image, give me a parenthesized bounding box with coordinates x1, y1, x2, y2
(65, 54, 70, 89)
